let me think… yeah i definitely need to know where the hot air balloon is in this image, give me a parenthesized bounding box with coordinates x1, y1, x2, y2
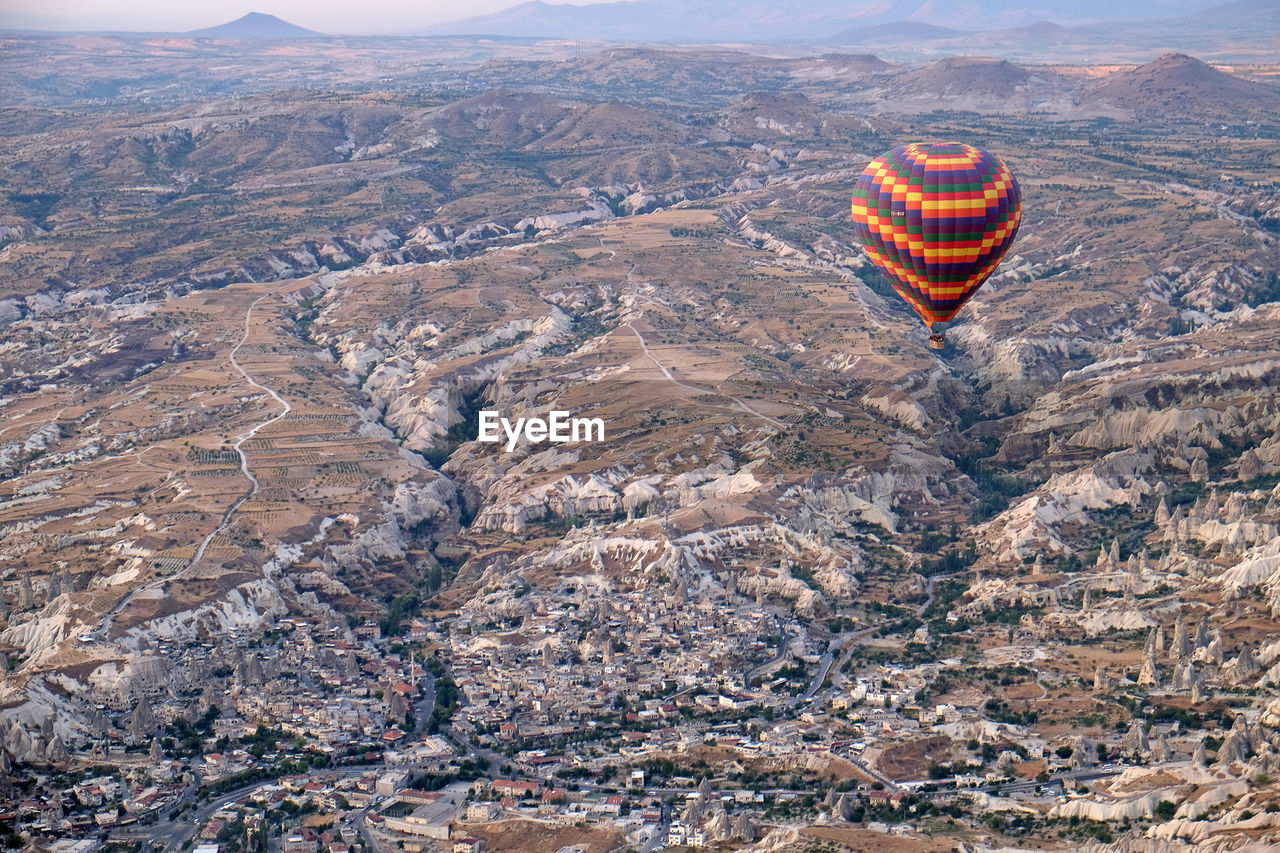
(850, 142, 1021, 349)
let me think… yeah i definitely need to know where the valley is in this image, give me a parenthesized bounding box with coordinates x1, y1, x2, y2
(1, 33, 1279, 853)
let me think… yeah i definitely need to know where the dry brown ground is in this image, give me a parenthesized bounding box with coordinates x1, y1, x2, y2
(465, 819, 626, 853)
(875, 736, 952, 782)
(1004, 681, 1043, 700)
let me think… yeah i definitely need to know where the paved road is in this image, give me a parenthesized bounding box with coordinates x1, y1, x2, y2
(139, 750, 1114, 852)
(413, 673, 437, 734)
(446, 722, 503, 770)
(802, 628, 868, 701)
(744, 615, 791, 686)
(909, 765, 1121, 798)
(639, 800, 671, 852)
(354, 806, 393, 853)
(152, 777, 264, 853)
(826, 572, 949, 693)
(803, 574, 940, 701)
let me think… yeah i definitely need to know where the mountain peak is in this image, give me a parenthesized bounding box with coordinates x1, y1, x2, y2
(188, 11, 319, 39)
(1143, 52, 1210, 69)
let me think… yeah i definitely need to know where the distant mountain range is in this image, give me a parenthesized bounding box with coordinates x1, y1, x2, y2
(825, 0, 1280, 60)
(188, 12, 318, 39)
(424, 0, 1230, 41)
(6, 0, 1277, 57)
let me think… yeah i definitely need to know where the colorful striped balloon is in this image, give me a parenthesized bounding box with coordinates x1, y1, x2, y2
(851, 142, 1021, 343)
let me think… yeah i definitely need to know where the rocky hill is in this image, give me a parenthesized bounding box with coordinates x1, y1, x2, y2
(889, 56, 1034, 98)
(1079, 52, 1280, 116)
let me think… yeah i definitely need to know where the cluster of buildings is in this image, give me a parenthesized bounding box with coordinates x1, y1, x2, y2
(15, 480, 1280, 850)
(439, 581, 813, 736)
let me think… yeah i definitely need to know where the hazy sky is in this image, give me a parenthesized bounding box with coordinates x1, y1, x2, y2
(0, 0, 598, 33)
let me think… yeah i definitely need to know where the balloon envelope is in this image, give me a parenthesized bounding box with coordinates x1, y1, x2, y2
(851, 142, 1021, 327)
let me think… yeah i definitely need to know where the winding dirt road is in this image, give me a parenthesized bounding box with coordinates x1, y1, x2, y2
(184, 286, 293, 569)
(624, 322, 787, 429)
(97, 283, 294, 637)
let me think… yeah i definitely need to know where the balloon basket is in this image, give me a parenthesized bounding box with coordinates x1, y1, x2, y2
(928, 333, 946, 350)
